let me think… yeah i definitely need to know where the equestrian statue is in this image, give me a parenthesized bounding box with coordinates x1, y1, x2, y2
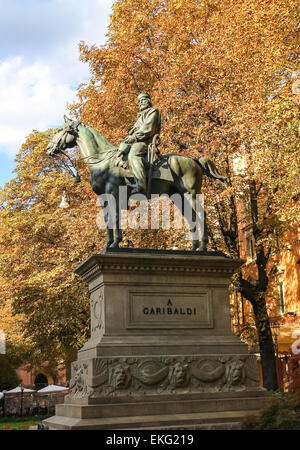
(47, 93, 228, 252)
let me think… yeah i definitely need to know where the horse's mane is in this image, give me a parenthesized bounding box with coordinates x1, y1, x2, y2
(78, 123, 119, 165)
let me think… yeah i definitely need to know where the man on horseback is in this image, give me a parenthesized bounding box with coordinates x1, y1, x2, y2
(116, 93, 161, 194)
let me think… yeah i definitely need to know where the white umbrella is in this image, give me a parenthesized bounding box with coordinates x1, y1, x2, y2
(37, 384, 68, 393)
(6, 386, 35, 393)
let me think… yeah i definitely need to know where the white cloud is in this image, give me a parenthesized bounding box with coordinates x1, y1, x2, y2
(0, 56, 76, 154)
(0, 0, 113, 156)
(0, 0, 112, 61)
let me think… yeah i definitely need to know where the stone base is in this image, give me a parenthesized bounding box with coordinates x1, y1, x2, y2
(44, 389, 266, 430)
(43, 250, 267, 430)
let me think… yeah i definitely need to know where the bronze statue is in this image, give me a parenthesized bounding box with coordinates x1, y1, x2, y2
(116, 93, 161, 195)
(47, 109, 228, 252)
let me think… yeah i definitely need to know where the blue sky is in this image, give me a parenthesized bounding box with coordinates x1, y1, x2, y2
(0, 0, 113, 188)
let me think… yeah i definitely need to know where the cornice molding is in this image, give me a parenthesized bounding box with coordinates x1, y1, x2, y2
(74, 252, 243, 284)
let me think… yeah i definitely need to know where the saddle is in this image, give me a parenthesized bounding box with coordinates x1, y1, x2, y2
(115, 134, 162, 172)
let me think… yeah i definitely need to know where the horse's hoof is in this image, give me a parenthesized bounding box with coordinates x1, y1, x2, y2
(109, 242, 120, 249)
(100, 244, 113, 254)
(191, 241, 200, 251)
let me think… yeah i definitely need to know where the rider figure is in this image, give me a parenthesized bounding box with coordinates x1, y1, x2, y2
(117, 93, 161, 194)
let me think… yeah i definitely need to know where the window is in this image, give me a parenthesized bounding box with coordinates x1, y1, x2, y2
(34, 373, 48, 390)
(245, 234, 255, 261)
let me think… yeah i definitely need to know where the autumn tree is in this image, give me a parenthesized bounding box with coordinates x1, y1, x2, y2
(0, 132, 188, 376)
(0, 0, 298, 390)
(0, 355, 21, 391)
(69, 0, 299, 390)
(0, 130, 101, 377)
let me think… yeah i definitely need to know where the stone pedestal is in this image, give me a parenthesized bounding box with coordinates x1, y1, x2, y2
(44, 250, 266, 430)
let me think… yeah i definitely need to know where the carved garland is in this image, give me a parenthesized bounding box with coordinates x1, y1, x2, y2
(69, 355, 258, 398)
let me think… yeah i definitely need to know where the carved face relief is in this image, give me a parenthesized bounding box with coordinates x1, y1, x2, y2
(170, 362, 189, 388)
(225, 360, 245, 386)
(110, 364, 131, 390)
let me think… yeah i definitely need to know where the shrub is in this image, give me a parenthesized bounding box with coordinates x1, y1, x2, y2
(243, 392, 300, 430)
(288, 365, 300, 406)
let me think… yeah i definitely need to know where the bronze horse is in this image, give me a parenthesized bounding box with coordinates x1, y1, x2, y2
(47, 116, 228, 252)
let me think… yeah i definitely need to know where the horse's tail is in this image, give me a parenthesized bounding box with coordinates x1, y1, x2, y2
(194, 157, 229, 184)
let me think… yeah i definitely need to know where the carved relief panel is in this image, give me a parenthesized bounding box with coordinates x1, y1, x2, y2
(82, 354, 261, 399)
(90, 289, 104, 335)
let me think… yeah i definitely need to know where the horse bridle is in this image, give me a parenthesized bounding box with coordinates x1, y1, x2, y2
(50, 121, 82, 182)
(60, 149, 81, 183)
(50, 120, 115, 182)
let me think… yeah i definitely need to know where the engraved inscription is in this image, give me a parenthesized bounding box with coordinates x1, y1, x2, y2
(127, 291, 213, 328)
(143, 299, 197, 316)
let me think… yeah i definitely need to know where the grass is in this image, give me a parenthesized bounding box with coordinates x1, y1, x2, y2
(0, 415, 51, 430)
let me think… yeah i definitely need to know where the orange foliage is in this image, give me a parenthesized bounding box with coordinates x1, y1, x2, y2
(0, 0, 299, 384)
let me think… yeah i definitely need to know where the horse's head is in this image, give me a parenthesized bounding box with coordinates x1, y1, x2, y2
(47, 116, 80, 157)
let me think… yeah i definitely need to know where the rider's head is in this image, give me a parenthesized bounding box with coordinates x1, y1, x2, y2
(137, 93, 152, 111)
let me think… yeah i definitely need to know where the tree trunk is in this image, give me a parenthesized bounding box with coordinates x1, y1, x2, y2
(239, 272, 278, 391)
(252, 299, 278, 391)
(211, 173, 278, 390)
